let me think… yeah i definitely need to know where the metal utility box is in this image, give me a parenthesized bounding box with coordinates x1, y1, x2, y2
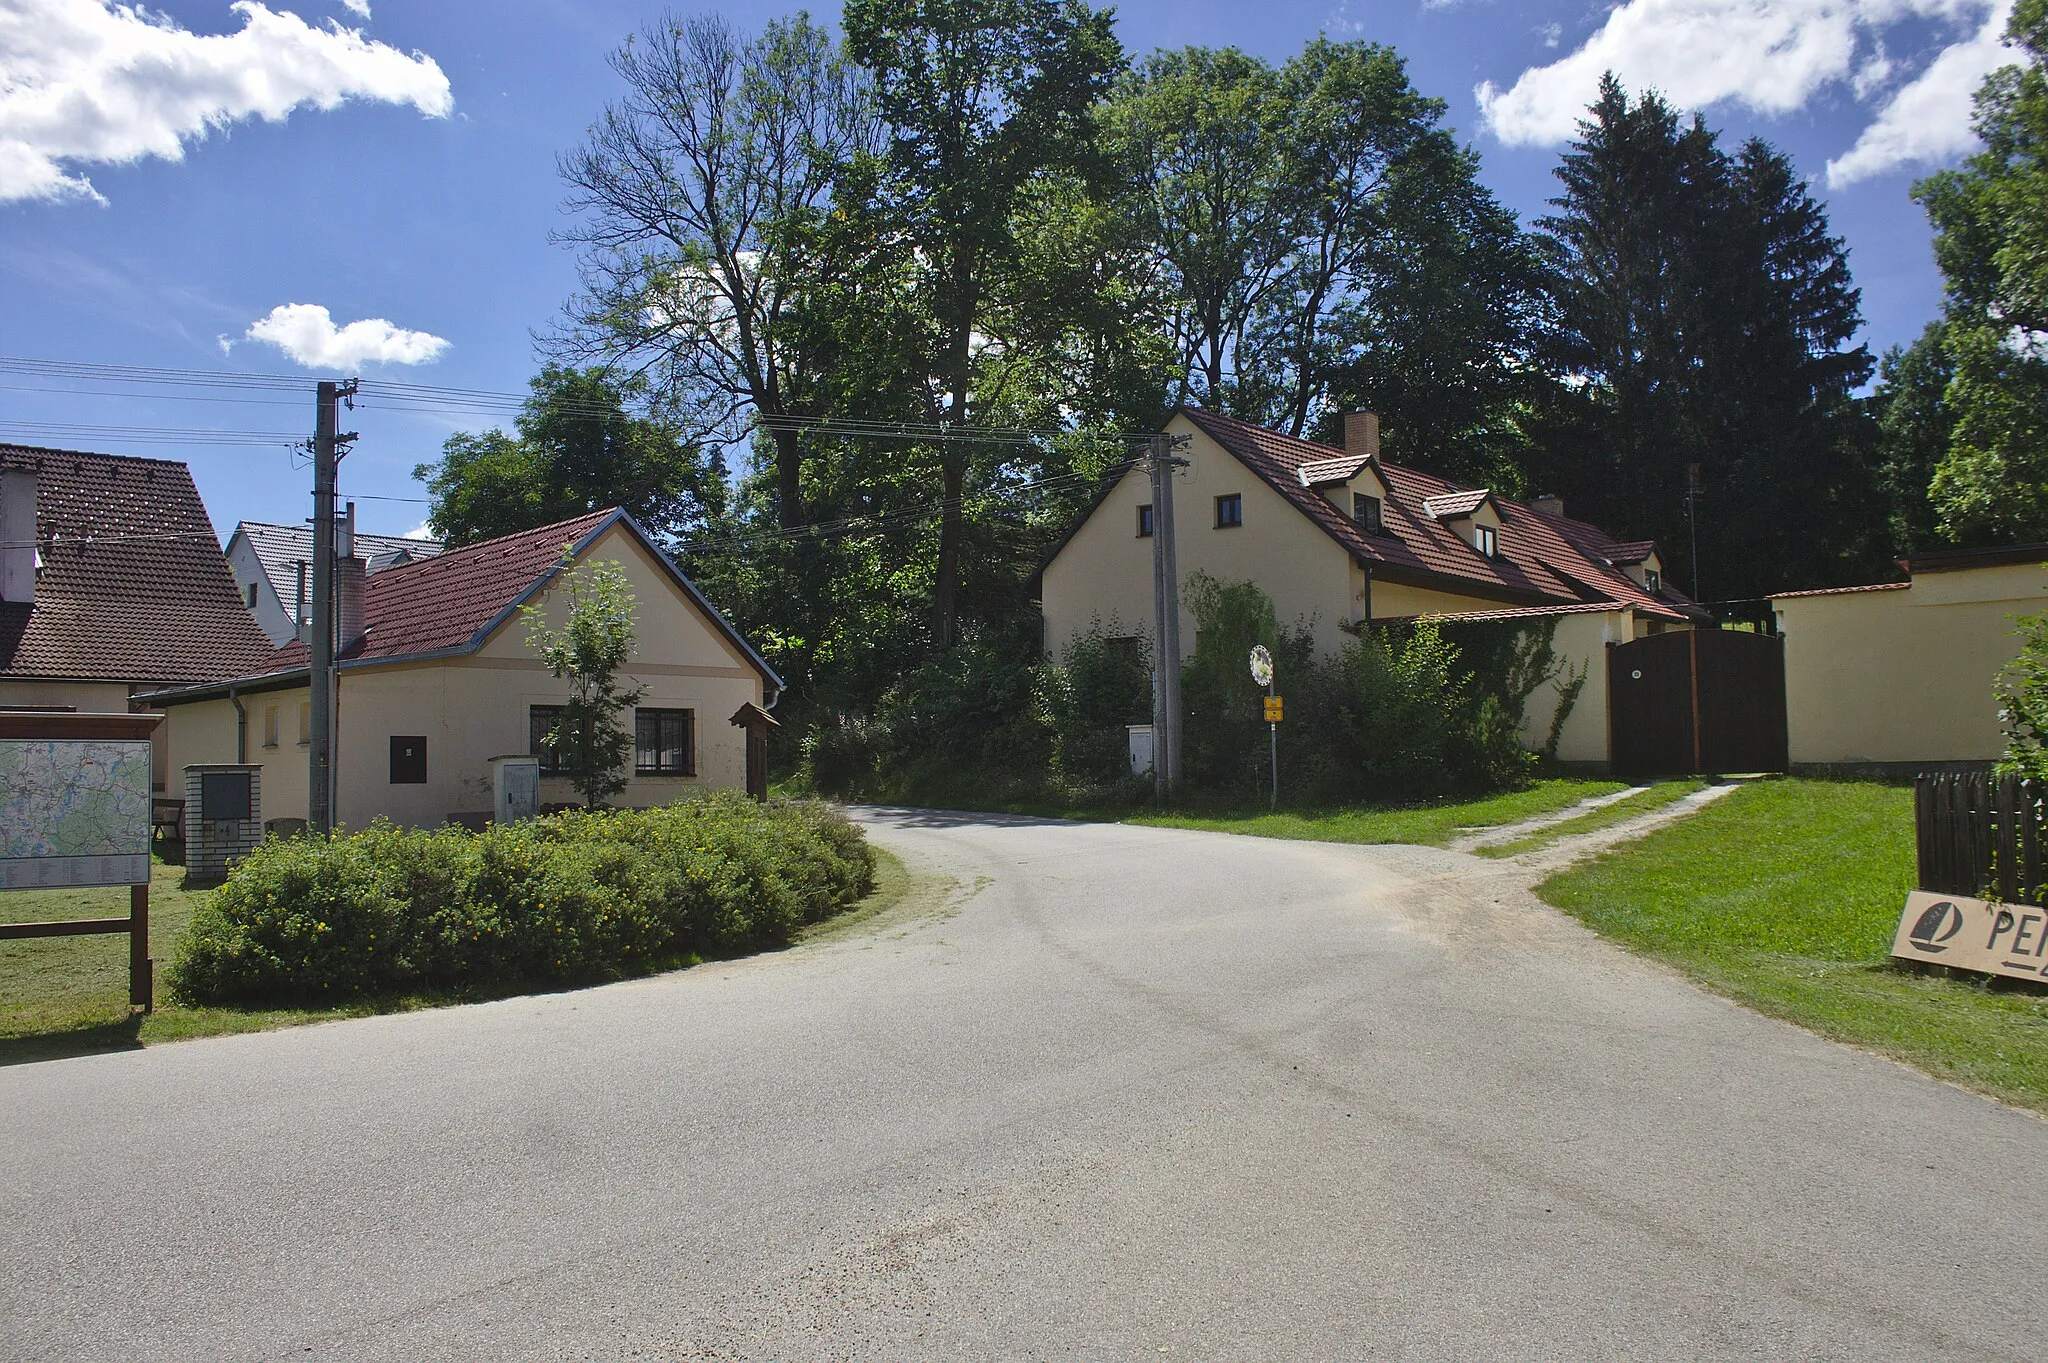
(1128, 724, 1155, 777)
(489, 755, 540, 825)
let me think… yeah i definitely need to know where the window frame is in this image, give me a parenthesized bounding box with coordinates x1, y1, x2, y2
(1474, 523, 1498, 559)
(1645, 568, 1661, 594)
(1136, 503, 1154, 537)
(246, 581, 259, 608)
(1353, 492, 1383, 536)
(1214, 493, 1243, 528)
(261, 705, 279, 750)
(634, 707, 696, 777)
(528, 704, 565, 777)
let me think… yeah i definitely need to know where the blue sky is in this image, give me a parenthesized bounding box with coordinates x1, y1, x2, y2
(0, 0, 2009, 540)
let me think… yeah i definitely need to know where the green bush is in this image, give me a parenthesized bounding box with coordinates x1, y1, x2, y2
(1037, 622, 1153, 789)
(168, 793, 875, 1006)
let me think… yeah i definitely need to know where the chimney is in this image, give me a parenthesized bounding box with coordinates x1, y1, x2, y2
(1531, 494, 1564, 519)
(1343, 411, 1380, 461)
(336, 554, 367, 654)
(0, 467, 36, 605)
(339, 500, 356, 558)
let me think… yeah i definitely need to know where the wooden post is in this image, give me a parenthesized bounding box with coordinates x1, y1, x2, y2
(129, 882, 152, 1013)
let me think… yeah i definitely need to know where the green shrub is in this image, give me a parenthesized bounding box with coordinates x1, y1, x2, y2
(167, 794, 875, 1006)
(1037, 623, 1153, 788)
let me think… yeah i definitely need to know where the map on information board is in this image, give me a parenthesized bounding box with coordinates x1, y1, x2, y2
(0, 739, 153, 890)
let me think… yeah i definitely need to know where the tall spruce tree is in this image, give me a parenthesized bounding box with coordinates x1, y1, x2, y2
(1532, 75, 1876, 600)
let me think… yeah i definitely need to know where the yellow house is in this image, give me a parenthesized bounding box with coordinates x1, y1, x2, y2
(1037, 408, 1706, 765)
(145, 508, 783, 829)
(1771, 544, 2048, 769)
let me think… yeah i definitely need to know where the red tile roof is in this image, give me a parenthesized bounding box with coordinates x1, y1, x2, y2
(0, 446, 275, 685)
(145, 508, 781, 699)
(1175, 409, 1699, 621)
(1421, 488, 1493, 520)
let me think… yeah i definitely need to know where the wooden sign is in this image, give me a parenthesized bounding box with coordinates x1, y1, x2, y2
(1892, 890, 2048, 983)
(1264, 696, 1283, 722)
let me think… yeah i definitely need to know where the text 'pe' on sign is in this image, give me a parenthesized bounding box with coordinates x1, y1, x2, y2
(1892, 890, 2048, 984)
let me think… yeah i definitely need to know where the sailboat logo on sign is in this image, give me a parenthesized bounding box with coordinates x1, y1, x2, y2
(1907, 900, 1966, 954)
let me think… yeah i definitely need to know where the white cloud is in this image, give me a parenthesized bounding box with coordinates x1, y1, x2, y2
(403, 519, 435, 540)
(1827, 0, 2014, 183)
(340, 0, 370, 16)
(244, 303, 448, 369)
(0, 0, 449, 205)
(1475, 1, 2010, 183)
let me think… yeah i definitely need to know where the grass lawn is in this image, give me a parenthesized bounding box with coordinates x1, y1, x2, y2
(1, 848, 919, 1067)
(1475, 779, 1705, 857)
(1539, 778, 2048, 1112)
(0, 860, 383, 1065)
(1112, 777, 1627, 848)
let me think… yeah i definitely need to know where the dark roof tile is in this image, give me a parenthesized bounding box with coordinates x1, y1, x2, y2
(0, 446, 275, 684)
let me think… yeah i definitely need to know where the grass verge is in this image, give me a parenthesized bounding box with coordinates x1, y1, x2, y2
(1476, 780, 1706, 857)
(1538, 778, 2048, 1113)
(1, 846, 912, 1067)
(1112, 778, 1626, 848)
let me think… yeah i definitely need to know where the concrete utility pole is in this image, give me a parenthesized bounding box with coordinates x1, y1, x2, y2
(1148, 434, 1185, 800)
(308, 378, 357, 838)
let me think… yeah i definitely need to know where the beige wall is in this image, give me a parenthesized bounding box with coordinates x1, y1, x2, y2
(1774, 562, 2048, 765)
(159, 525, 767, 829)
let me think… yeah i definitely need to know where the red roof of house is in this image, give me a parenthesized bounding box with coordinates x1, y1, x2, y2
(1174, 409, 1698, 620)
(0, 445, 275, 685)
(144, 508, 781, 700)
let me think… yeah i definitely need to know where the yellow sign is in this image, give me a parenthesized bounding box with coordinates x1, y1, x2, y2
(1891, 890, 2048, 983)
(1263, 696, 1283, 722)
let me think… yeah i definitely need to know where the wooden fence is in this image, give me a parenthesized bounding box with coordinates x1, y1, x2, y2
(1916, 770, 2045, 906)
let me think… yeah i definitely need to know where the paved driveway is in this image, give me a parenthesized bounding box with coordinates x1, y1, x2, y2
(3, 808, 2043, 1359)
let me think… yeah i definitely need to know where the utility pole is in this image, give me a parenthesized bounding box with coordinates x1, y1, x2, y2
(308, 378, 357, 838)
(1148, 434, 1185, 800)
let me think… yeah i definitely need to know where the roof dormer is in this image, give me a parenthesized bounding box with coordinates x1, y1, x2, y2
(1299, 456, 1392, 536)
(1422, 488, 1503, 558)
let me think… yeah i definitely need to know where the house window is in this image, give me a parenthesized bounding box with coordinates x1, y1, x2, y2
(298, 701, 311, 746)
(529, 705, 565, 776)
(1645, 568, 1662, 593)
(389, 735, 427, 784)
(1105, 635, 1142, 665)
(635, 708, 695, 776)
(1353, 493, 1383, 536)
(1136, 503, 1154, 537)
(1215, 494, 1243, 528)
(262, 705, 279, 749)
(246, 581, 259, 608)
(1474, 524, 1498, 558)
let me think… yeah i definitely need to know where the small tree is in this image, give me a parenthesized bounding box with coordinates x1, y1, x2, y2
(1997, 608, 2048, 785)
(522, 557, 646, 809)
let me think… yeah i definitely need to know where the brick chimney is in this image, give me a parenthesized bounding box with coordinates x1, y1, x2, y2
(1530, 494, 1565, 519)
(1343, 411, 1380, 461)
(0, 467, 36, 605)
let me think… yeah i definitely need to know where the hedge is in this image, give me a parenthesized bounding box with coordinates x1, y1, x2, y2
(168, 793, 875, 1006)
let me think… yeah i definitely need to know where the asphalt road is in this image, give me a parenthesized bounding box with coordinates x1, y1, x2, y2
(5, 808, 2046, 1360)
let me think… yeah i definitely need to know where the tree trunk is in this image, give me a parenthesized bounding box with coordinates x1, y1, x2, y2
(932, 455, 965, 651)
(772, 426, 804, 529)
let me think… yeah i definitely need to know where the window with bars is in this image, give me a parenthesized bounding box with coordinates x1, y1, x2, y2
(635, 708, 695, 776)
(529, 705, 565, 776)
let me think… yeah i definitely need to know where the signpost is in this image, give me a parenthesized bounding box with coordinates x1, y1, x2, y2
(1251, 645, 1280, 810)
(0, 711, 161, 1011)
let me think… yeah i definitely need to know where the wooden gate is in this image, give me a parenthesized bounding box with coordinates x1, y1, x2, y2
(1607, 630, 1787, 778)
